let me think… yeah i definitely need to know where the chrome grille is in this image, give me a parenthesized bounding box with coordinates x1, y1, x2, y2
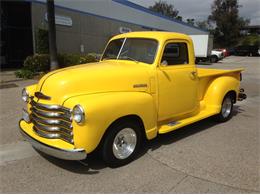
(30, 100, 73, 144)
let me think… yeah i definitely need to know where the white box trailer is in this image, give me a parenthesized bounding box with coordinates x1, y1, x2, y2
(189, 34, 214, 62)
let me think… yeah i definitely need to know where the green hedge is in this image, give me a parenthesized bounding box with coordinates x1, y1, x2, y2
(58, 53, 97, 67)
(15, 69, 34, 79)
(36, 29, 49, 54)
(16, 53, 99, 79)
(239, 35, 260, 46)
(23, 54, 50, 73)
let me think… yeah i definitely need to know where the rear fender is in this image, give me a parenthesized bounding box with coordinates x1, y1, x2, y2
(203, 76, 240, 112)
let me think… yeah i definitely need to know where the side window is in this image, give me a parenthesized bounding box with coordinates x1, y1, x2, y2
(161, 42, 189, 66)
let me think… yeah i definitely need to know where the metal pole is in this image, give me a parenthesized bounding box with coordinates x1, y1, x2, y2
(47, 0, 58, 70)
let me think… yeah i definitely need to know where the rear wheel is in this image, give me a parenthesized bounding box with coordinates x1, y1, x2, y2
(215, 94, 234, 122)
(101, 120, 141, 167)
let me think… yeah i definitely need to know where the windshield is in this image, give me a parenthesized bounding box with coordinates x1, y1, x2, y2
(102, 38, 158, 64)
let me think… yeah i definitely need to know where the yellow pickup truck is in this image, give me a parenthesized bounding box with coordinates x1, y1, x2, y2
(20, 32, 246, 167)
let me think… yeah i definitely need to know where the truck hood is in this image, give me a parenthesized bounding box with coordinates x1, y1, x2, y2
(36, 60, 152, 104)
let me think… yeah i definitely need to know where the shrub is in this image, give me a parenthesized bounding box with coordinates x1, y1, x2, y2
(58, 53, 81, 67)
(88, 53, 102, 60)
(254, 40, 260, 46)
(58, 53, 98, 67)
(36, 28, 49, 54)
(239, 35, 260, 46)
(23, 54, 50, 73)
(241, 38, 251, 46)
(16, 53, 99, 79)
(15, 69, 34, 79)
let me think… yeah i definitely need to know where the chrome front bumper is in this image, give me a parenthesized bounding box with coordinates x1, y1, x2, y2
(19, 122, 87, 160)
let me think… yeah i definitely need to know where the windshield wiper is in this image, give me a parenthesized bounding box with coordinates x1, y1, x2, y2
(120, 56, 139, 63)
(102, 57, 116, 61)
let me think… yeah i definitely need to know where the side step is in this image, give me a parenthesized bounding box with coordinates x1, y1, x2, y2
(158, 110, 218, 134)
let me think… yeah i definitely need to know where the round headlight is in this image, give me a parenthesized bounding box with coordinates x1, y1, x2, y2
(72, 105, 85, 124)
(22, 88, 29, 103)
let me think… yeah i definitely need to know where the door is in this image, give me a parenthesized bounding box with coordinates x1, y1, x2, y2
(1, 1, 33, 69)
(157, 40, 198, 121)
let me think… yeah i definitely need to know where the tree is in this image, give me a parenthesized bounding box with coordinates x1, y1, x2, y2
(149, 0, 181, 20)
(196, 20, 209, 30)
(208, 0, 250, 47)
(176, 16, 182, 21)
(186, 18, 195, 26)
(196, 20, 214, 32)
(47, 0, 59, 70)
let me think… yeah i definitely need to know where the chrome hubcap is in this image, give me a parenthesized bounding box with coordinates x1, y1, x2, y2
(222, 97, 232, 118)
(112, 128, 137, 159)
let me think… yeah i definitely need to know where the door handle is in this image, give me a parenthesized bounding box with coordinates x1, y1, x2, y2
(191, 71, 197, 75)
(190, 71, 197, 79)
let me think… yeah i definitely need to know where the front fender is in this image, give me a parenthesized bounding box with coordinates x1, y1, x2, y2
(63, 92, 157, 153)
(25, 84, 37, 96)
(203, 76, 240, 112)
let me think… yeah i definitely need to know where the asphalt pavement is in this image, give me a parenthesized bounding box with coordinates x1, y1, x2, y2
(0, 56, 259, 193)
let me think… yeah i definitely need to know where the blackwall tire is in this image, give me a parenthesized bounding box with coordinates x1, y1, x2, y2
(210, 55, 218, 63)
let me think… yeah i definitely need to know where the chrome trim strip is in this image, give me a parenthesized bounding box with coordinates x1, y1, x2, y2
(31, 114, 72, 130)
(30, 100, 71, 113)
(32, 119, 73, 136)
(31, 107, 72, 122)
(33, 126, 73, 144)
(33, 126, 60, 139)
(29, 99, 73, 144)
(19, 123, 86, 160)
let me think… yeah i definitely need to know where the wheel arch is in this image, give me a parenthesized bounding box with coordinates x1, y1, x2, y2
(203, 76, 239, 112)
(210, 55, 218, 62)
(226, 90, 237, 103)
(99, 114, 147, 148)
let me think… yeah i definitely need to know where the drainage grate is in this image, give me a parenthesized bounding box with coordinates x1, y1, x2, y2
(0, 83, 18, 89)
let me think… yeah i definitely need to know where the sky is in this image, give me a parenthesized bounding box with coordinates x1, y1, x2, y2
(128, 0, 260, 25)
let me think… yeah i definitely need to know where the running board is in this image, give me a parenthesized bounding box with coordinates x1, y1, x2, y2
(158, 110, 218, 134)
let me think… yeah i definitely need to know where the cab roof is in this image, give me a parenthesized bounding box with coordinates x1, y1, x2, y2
(111, 31, 192, 43)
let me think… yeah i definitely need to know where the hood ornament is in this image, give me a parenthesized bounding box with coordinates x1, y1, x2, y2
(35, 92, 51, 100)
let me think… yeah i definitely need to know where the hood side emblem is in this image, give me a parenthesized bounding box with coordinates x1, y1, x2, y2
(133, 84, 148, 88)
(35, 92, 51, 100)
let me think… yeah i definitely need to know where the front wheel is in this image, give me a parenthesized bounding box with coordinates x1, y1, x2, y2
(215, 94, 234, 122)
(210, 55, 218, 63)
(101, 120, 141, 167)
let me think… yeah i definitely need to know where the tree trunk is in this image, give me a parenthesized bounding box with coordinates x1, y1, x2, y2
(47, 0, 59, 70)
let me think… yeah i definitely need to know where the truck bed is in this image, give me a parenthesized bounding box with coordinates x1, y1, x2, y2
(197, 68, 244, 78)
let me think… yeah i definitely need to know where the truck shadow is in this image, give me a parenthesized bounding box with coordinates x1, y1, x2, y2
(141, 106, 243, 153)
(37, 105, 244, 174)
(36, 150, 105, 175)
